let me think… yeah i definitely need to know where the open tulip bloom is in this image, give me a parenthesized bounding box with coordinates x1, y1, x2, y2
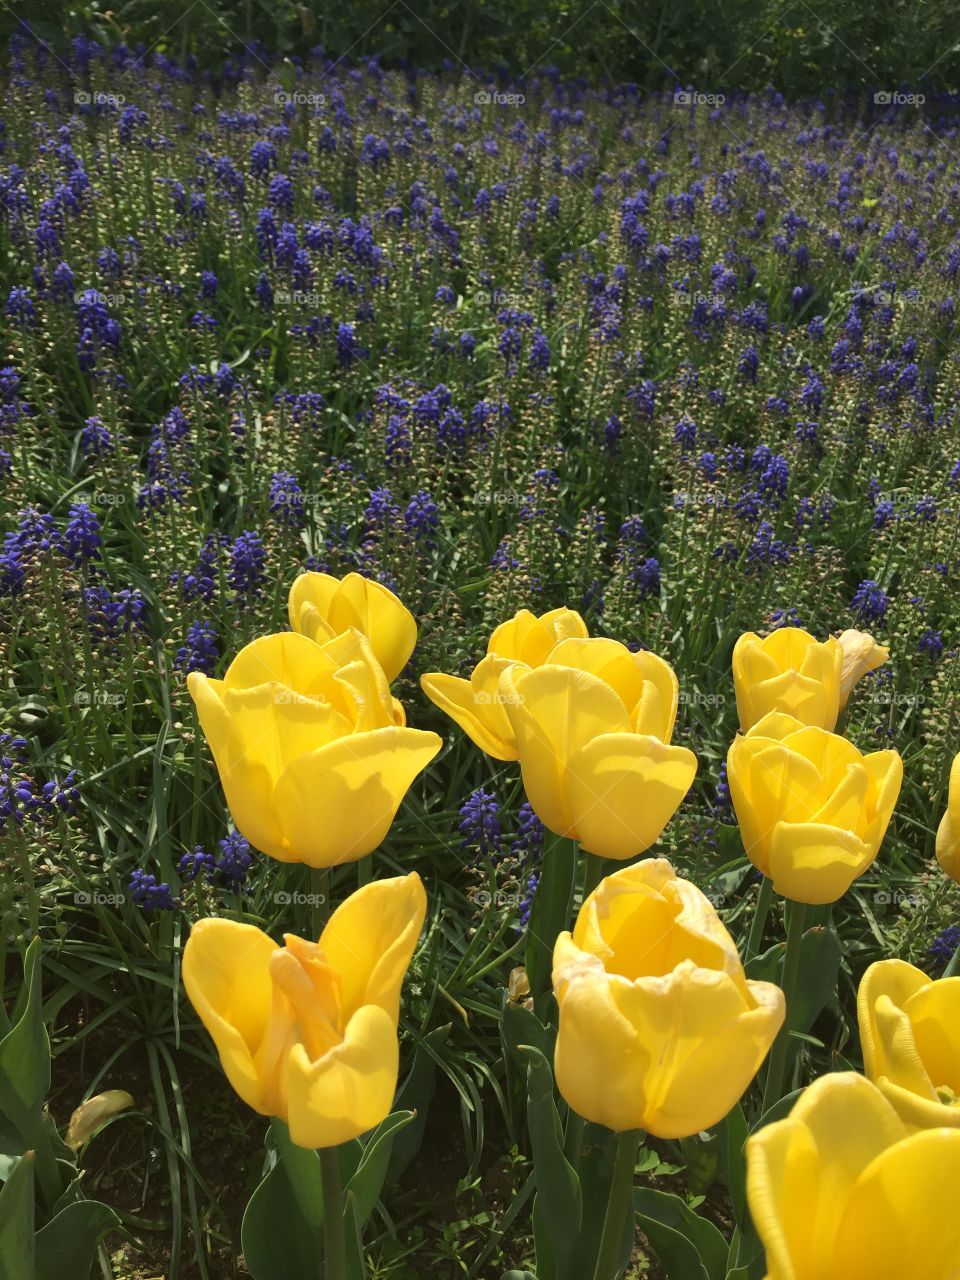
(732, 626, 888, 732)
(727, 711, 902, 904)
(182, 873, 426, 1148)
(746, 1072, 960, 1280)
(935, 750, 960, 885)
(497, 637, 698, 860)
(552, 859, 785, 1137)
(188, 629, 441, 867)
(858, 959, 960, 1130)
(288, 570, 417, 684)
(420, 605, 589, 760)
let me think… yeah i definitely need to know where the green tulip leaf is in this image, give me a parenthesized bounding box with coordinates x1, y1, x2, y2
(521, 1045, 581, 1280)
(33, 1198, 119, 1280)
(634, 1188, 727, 1280)
(501, 1272, 538, 1279)
(241, 1159, 323, 1280)
(635, 1209, 709, 1280)
(269, 1121, 324, 1229)
(716, 1104, 748, 1228)
(344, 1109, 415, 1229)
(788, 927, 841, 1035)
(0, 1153, 34, 1280)
(387, 1024, 451, 1183)
(0, 941, 50, 1141)
(752, 1089, 803, 1133)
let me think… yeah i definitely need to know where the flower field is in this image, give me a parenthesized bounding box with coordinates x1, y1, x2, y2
(2, 30, 960, 1280)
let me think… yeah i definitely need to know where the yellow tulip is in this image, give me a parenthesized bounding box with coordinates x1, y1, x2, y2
(726, 711, 902, 904)
(732, 627, 843, 731)
(288, 571, 417, 683)
(746, 1071, 960, 1280)
(837, 628, 889, 709)
(858, 958, 960, 1130)
(183, 873, 426, 1148)
(188, 630, 440, 867)
(420, 606, 589, 760)
(935, 751, 960, 884)
(499, 637, 697, 859)
(552, 858, 784, 1138)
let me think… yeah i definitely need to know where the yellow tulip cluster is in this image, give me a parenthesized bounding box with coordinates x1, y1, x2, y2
(181, 579, 960, 1279)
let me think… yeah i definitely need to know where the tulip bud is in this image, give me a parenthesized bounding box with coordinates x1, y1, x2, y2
(288, 571, 417, 683)
(732, 627, 843, 731)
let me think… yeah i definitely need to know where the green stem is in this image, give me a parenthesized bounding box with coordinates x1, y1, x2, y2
(563, 1109, 586, 1167)
(592, 1129, 641, 1280)
(944, 937, 960, 978)
(319, 1146, 349, 1280)
(525, 834, 578, 1001)
(357, 854, 372, 891)
(580, 852, 607, 910)
(311, 866, 331, 936)
(744, 876, 774, 962)
(761, 900, 807, 1114)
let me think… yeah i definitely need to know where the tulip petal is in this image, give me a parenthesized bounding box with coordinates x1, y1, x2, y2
(768, 821, 872, 904)
(222, 631, 337, 696)
(833, 1129, 960, 1280)
(182, 919, 278, 1114)
(319, 872, 427, 1021)
(565, 733, 697, 860)
(420, 670, 518, 760)
(502, 665, 632, 839)
(285, 1004, 400, 1148)
(336, 574, 417, 682)
(857, 959, 929, 1083)
(902, 977, 960, 1096)
(272, 727, 441, 865)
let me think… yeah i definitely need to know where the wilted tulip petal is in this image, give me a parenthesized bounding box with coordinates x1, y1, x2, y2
(553, 859, 784, 1138)
(183, 873, 426, 1148)
(65, 1090, 134, 1150)
(837, 629, 888, 708)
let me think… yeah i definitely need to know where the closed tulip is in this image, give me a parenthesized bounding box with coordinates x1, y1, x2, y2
(183, 873, 426, 1148)
(935, 751, 960, 883)
(500, 637, 697, 859)
(732, 627, 843, 731)
(288, 571, 417, 683)
(552, 859, 784, 1138)
(188, 630, 440, 867)
(727, 711, 902, 904)
(420, 606, 588, 760)
(837, 628, 889, 709)
(746, 1071, 960, 1280)
(858, 958, 960, 1130)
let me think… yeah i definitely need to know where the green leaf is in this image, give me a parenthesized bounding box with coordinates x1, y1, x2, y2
(521, 1046, 581, 1280)
(344, 1109, 414, 1230)
(788, 927, 841, 1035)
(0, 1153, 34, 1280)
(634, 1209, 709, 1280)
(752, 1089, 803, 1133)
(501, 1272, 538, 1279)
(0, 941, 50, 1141)
(716, 1104, 748, 1228)
(386, 1023, 450, 1183)
(268, 1122, 324, 1229)
(633, 1188, 727, 1280)
(241, 1161, 322, 1280)
(33, 1199, 119, 1280)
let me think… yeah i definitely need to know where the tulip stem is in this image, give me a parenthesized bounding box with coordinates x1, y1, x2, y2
(744, 876, 774, 961)
(311, 866, 330, 935)
(525, 834, 578, 1003)
(592, 1129, 641, 1280)
(761, 900, 807, 1115)
(320, 1146, 349, 1280)
(945, 937, 960, 978)
(580, 853, 607, 910)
